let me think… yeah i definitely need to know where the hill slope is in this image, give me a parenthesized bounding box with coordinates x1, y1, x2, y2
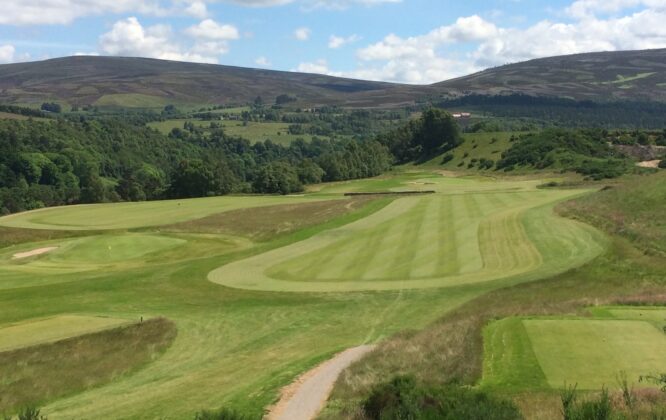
(434, 48, 666, 102)
(0, 56, 424, 108)
(1, 49, 666, 108)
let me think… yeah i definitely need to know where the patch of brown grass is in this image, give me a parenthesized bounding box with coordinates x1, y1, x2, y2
(0, 226, 88, 249)
(0, 317, 177, 414)
(159, 197, 374, 241)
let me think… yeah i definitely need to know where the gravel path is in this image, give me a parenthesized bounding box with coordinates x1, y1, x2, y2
(266, 345, 375, 420)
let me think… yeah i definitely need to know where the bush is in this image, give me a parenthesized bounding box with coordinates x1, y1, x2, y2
(441, 154, 454, 164)
(16, 407, 47, 420)
(363, 376, 522, 420)
(194, 408, 258, 420)
(561, 385, 612, 420)
(658, 160, 666, 169)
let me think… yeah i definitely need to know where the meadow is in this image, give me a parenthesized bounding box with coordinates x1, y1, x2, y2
(0, 171, 660, 419)
(147, 119, 329, 144)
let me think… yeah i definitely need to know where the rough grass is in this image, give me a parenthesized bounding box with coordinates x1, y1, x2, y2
(0, 318, 176, 414)
(559, 171, 666, 255)
(419, 132, 517, 171)
(147, 119, 328, 145)
(0, 315, 132, 352)
(0, 195, 336, 230)
(160, 197, 374, 240)
(324, 172, 666, 419)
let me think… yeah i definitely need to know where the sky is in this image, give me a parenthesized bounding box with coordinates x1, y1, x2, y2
(0, 0, 665, 84)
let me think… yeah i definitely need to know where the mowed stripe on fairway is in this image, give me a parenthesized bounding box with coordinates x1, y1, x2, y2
(0, 195, 338, 230)
(0, 315, 133, 352)
(209, 185, 607, 292)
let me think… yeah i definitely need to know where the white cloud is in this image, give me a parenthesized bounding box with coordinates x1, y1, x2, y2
(0, 1, 170, 25)
(328, 34, 361, 49)
(566, 0, 666, 18)
(294, 27, 311, 41)
(295, 59, 332, 74)
(184, 1, 209, 18)
(0, 45, 16, 64)
(184, 19, 240, 40)
(341, 6, 666, 84)
(99, 17, 239, 64)
(0, 44, 31, 64)
(222, 0, 399, 8)
(255, 56, 271, 66)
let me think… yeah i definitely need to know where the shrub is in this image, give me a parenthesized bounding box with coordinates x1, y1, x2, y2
(441, 154, 454, 164)
(658, 160, 666, 169)
(193, 407, 258, 420)
(362, 376, 522, 420)
(561, 385, 613, 420)
(17, 407, 47, 420)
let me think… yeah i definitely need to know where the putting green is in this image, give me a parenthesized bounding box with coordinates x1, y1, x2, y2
(209, 185, 606, 292)
(1, 234, 187, 275)
(0, 315, 132, 352)
(0, 195, 333, 230)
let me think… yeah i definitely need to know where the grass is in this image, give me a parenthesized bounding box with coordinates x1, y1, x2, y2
(210, 177, 605, 292)
(147, 119, 329, 145)
(0, 318, 176, 413)
(94, 93, 174, 108)
(0, 315, 132, 352)
(482, 314, 666, 391)
(418, 132, 517, 171)
(0, 170, 661, 419)
(0, 195, 336, 230)
(325, 171, 666, 419)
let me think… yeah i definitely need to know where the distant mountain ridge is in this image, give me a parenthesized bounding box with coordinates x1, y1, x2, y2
(0, 48, 665, 109)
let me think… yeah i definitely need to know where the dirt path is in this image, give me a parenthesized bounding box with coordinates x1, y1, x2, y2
(266, 345, 375, 420)
(12, 247, 58, 260)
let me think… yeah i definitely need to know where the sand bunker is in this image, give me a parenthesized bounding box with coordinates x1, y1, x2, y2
(12, 247, 58, 260)
(636, 160, 661, 168)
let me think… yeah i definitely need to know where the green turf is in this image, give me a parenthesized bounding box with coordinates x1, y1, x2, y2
(482, 313, 666, 391)
(94, 93, 173, 108)
(0, 195, 335, 230)
(147, 119, 327, 145)
(419, 132, 517, 171)
(0, 315, 132, 352)
(0, 172, 612, 418)
(210, 177, 606, 292)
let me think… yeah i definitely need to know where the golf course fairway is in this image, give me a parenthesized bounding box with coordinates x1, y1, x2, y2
(0, 174, 614, 418)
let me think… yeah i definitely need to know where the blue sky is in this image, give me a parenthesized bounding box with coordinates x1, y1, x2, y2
(0, 0, 664, 84)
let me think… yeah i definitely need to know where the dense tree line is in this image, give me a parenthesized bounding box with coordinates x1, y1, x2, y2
(434, 94, 666, 129)
(0, 118, 391, 214)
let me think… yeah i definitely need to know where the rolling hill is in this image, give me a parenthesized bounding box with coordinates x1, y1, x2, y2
(435, 48, 666, 102)
(0, 49, 665, 108)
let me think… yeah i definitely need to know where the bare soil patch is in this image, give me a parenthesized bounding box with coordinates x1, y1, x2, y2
(12, 247, 58, 260)
(636, 160, 661, 168)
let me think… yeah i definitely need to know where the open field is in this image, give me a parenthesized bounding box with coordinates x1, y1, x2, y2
(0, 172, 630, 419)
(0, 195, 332, 230)
(147, 119, 327, 144)
(482, 311, 666, 391)
(0, 315, 132, 352)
